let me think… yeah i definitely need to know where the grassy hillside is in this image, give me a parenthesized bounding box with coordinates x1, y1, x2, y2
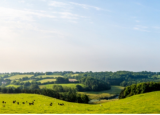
(38, 79, 56, 83)
(6, 75, 33, 80)
(5, 84, 20, 88)
(79, 86, 124, 100)
(0, 91, 160, 113)
(35, 75, 63, 78)
(39, 83, 85, 89)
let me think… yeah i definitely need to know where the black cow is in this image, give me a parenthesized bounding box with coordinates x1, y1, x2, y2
(29, 102, 34, 105)
(58, 103, 64, 106)
(13, 100, 16, 103)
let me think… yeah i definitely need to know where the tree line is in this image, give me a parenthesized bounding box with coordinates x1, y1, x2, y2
(119, 81, 160, 99)
(76, 77, 111, 91)
(0, 87, 89, 103)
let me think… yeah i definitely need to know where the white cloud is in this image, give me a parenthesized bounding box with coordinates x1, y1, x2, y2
(133, 25, 150, 32)
(70, 2, 102, 10)
(152, 26, 160, 29)
(48, 1, 67, 7)
(0, 7, 57, 22)
(135, 20, 140, 23)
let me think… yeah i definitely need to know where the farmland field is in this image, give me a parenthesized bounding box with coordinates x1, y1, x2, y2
(0, 91, 160, 113)
(79, 86, 124, 100)
(35, 75, 63, 78)
(6, 75, 34, 80)
(38, 79, 56, 83)
(6, 84, 20, 88)
(70, 74, 79, 76)
(39, 83, 85, 89)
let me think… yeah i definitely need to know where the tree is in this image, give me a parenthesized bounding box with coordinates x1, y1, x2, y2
(76, 85, 84, 91)
(30, 84, 40, 90)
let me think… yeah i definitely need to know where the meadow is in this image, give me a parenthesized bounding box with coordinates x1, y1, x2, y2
(38, 79, 56, 83)
(5, 85, 21, 88)
(79, 86, 124, 100)
(6, 75, 34, 80)
(39, 83, 85, 89)
(0, 91, 160, 113)
(35, 75, 63, 78)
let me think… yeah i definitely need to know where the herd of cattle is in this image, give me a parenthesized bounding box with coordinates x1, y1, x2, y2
(2, 100, 65, 107)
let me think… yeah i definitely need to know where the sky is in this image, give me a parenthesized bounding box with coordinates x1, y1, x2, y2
(1, 0, 160, 72)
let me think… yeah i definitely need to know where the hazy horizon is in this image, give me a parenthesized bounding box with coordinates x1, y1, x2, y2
(1, 0, 160, 72)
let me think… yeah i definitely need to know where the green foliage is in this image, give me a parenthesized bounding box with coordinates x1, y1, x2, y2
(55, 77, 69, 83)
(79, 77, 111, 91)
(0, 86, 89, 103)
(119, 81, 160, 99)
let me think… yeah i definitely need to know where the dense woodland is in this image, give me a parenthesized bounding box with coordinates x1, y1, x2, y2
(77, 77, 111, 91)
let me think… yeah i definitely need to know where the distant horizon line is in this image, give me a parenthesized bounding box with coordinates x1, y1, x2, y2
(0, 70, 159, 73)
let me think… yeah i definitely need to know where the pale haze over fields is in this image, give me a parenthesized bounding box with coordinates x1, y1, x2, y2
(0, 0, 160, 72)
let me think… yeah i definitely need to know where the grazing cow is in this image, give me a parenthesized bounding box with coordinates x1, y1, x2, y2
(29, 102, 34, 105)
(2, 101, 4, 103)
(22, 102, 25, 104)
(17, 102, 19, 105)
(58, 103, 64, 106)
(50, 103, 52, 106)
(13, 100, 16, 103)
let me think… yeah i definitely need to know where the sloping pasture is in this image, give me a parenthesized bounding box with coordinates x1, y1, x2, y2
(39, 83, 85, 89)
(79, 86, 124, 100)
(38, 79, 56, 83)
(0, 91, 160, 113)
(6, 75, 34, 80)
(35, 75, 63, 78)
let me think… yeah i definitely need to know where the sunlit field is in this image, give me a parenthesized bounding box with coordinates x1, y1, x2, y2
(39, 83, 85, 89)
(35, 75, 64, 78)
(6, 75, 34, 80)
(38, 79, 56, 83)
(6, 85, 20, 88)
(79, 86, 124, 100)
(0, 91, 160, 113)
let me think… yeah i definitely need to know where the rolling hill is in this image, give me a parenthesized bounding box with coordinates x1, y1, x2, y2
(0, 91, 160, 113)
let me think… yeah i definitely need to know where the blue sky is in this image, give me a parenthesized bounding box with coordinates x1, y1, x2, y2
(0, 0, 160, 72)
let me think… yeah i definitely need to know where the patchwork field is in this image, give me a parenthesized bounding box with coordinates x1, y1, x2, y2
(6, 85, 20, 88)
(79, 86, 124, 100)
(6, 75, 34, 80)
(35, 75, 63, 78)
(70, 74, 79, 77)
(0, 91, 160, 113)
(39, 83, 85, 89)
(38, 79, 56, 83)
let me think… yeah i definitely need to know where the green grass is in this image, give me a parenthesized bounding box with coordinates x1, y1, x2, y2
(5, 85, 20, 88)
(38, 79, 56, 83)
(6, 75, 34, 80)
(22, 80, 34, 83)
(0, 91, 160, 113)
(35, 75, 64, 78)
(79, 86, 124, 100)
(39, 83, 85, 89)
(70, 74, 79, 77)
